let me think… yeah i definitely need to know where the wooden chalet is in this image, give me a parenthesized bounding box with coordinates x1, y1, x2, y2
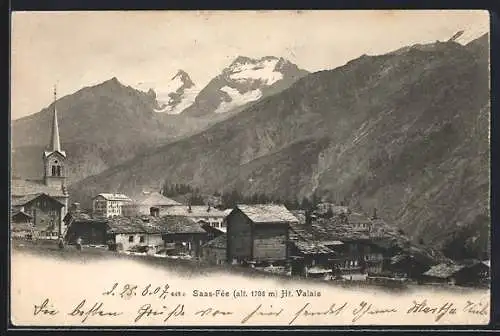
(201, 234, 227, 265)
(422, 261, 490, 286)
(226, 204, 298, 265)
(11, 210, 35, 239)
(11, 193, 65, 238)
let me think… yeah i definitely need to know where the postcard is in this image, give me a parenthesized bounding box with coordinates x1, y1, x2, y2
(10, 10, 491, 327)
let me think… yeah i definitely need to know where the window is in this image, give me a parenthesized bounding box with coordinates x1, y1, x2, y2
(51, 166, 56, 176)
(56, 166, 62, 176)
(139, 236, 145, 243)
(129, 236, 134, 243)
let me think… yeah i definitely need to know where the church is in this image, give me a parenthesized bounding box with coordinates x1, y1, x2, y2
(11, 86, 69, 237)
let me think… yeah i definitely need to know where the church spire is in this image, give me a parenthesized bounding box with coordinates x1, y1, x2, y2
(50, 84, 61, 153)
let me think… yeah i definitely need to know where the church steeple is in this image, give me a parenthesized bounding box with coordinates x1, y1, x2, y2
(50, 84, 61, 153)
(43, 84, 67, 188)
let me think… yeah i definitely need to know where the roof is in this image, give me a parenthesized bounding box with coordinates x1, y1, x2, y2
(132, 192, 181, 206)
(423, 263, 466, 278)
(159, 216, 206, 234)
(236, 204, 298, 224)
(44, 149, 67, 158)
(11, 179, 68, 198)
(106, 215, 206, 235)
(11, 193, 65, 207)
(94, 193, 132, 201)
(202, 234, 227, 249)
(290, 210, 306, 224)
(106, 216, 164, 234)
(12, 210, 33, 220)
(292, 240, 336, 255)
(162, 205, 229, 218)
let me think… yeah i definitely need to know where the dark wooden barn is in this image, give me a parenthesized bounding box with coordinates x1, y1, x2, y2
(226, 204, 298, 265)
(64, 212, 109, 245)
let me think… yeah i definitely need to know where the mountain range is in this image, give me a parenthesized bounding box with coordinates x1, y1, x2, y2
(68, 33, 490, 255)
(11, 56, 308, 183)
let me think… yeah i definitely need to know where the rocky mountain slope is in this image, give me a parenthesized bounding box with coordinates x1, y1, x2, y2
(70, 34, 489, 255)
(11, 57, 307, 183)
(11, 78, 216, 183)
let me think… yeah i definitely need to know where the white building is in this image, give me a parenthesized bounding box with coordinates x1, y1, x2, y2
(92, 193, 132, 217)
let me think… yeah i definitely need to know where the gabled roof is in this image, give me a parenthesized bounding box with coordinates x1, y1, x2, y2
(11, 179, 68, 198)
(162, 205, 229, 218)
(133, 192, 182, 206)
(12, 210, 33, 220)
(106, 215, 206, 235)
(423, 263, 466, 278)
(158, 215, 206, 234)
(11, 193, 65, 207)
(44, 149, 67, 158)
(94, 193, 132, 202)
(106, 216, 163, 234)
(292, 240, 337, 255)
(235, 204, 298, 224)
(202, 234, 227, 249)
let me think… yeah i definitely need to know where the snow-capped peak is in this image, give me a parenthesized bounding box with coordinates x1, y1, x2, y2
(226, 56, 284, 86)
(154, 70, 199, 114)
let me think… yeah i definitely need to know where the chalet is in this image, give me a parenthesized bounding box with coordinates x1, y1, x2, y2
(11, 210, 35, 239)
(288, 240, 337, 279)
(158, 215, 208, 258)
(389, 253, 436, 280)
(201, 234, 227, 265)
(129, 191, 182, 216)
(226, 204, 298, 265)
(64, 212, 109, 246)
(288, 211, 392, 279)
(92, 193, 132, 218)
(422, 261, 490, 286)
(11, 193, 65, 238)
(161, 205, 231, 232)
(106, 216, 164, 252)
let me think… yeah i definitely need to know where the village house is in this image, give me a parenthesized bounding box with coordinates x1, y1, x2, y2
(129, 191, 182, 216)
(288, 210, 393, 280)
(11, 87, 69, 235)
(161, 205, 231, 233)
(158, 215, 208, 258)
(201, 234, 227, 265)
(422, 261, 490, 286)
(11, 193, 65, 238)
(226, 204, 298, 266)
(388, 252, 436, 280)
(64, 211, 110, 246)
(106, 216, 165, 252)
(92, 193, 133, 217)
(11, 210, 35, 239)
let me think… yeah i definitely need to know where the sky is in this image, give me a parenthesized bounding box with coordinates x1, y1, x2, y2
(11, 10, 489, 120)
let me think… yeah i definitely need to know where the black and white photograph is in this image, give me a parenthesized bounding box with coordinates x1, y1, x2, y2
(9, 10, 491, 326)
